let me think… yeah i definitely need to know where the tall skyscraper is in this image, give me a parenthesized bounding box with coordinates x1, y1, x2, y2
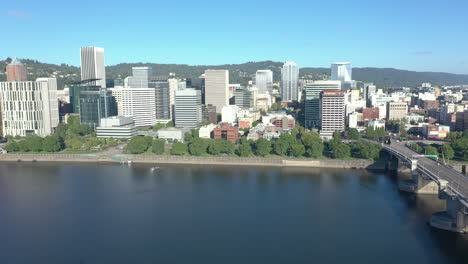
(151, 80, 171, 122)
(320, 90, 345, 139)
(80, 47, 106, 88)
(175, 88, 202, 128)
(0, 78, 59, 137)
(79, 89, 117, 129)
(121, 88, 157, 127)
(204, 70, 229, 113)
(255, 70, 273, 94)
(304, 80, 342, 128)
(281, 61, 299, 101)
(126, 67, 153, 88)
(6, 57, 27, 82)
(331, 62, 352, 83)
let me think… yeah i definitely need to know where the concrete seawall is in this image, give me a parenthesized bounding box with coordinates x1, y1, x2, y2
(0, 154, 386, 170)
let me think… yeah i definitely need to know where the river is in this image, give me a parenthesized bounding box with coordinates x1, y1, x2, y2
(0, 162, 467, 264)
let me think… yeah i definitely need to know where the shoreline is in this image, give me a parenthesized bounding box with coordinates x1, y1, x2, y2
(0, 153, 387, 170)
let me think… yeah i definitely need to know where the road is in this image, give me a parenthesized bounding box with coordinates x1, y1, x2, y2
(386, 142, 468, 199)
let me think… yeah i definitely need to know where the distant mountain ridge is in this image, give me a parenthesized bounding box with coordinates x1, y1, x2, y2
(1, 58, 467, 89)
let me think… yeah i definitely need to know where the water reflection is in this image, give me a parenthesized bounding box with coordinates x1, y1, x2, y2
(0, 161, 467, 264)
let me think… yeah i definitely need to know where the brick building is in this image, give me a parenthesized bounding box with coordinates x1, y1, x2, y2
(362, 108, 379, 120)
(213, 123, 239, 143)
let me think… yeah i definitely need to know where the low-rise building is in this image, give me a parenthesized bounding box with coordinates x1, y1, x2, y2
(422, 125, 450, 139)
(199, 123, 217, 139)
(368, 120, 385, 129)
(157, 127, 190, 142)
(213, 123, 239, 143)
(262, 113, 295, 129)
(96, 116, 137, 139)
(363, 108, 380, 120)
(386, 102, 408, 120)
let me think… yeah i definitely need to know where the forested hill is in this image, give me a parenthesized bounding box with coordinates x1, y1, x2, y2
(1, 58, 467, 89)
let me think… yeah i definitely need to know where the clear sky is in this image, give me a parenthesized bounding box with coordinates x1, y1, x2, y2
(2, 0, 468, 74)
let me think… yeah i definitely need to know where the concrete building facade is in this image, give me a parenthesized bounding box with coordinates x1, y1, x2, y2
(0, 78, 59, 137)
(80, 47, 106, 88)
(205, 70, 229, 113)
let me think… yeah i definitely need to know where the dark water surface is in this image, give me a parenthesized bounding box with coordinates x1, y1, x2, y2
(0, 162, 467, 264)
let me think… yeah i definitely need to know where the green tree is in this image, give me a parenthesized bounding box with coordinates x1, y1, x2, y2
(307, 141, 324, 158)
(237, 142, 253, 157)
(171, 142, 188, 155)
(3, 141, 19, 152)
(207, 140, 222, 155)
(152, 139, 165, 155)
(333, 131, 342, 140)
(66, 138, 83, 150)
(451, 138, 468, 160)
(409, 143, 423, 153)
(273, 134, 296, 156)
(332, 144, 351, 159)
(424, 146, 439, 156)
(255, 139, 272, 157)
(188, 138, 209, 156)
(220, 140, 235, 154)
(347, 128, 361, 140)
(165, 120, 174, 127)
(301, 131, 322, 148)
(441, 145, 455, 160)
(291, 144, 306, 157)
(42, 136, 64, 152)
(29, 136, 44, 152)
(18, 140, 31, 152)
(127, 136, 151, 154)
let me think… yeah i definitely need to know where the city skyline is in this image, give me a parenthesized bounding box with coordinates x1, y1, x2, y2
(2, 0, 468, 74)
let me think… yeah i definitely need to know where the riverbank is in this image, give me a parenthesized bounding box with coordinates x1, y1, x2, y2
(0, 153, 386, 170)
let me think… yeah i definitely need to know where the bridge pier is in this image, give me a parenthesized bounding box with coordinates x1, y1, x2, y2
(430, 185, 468, 233)
(398, 159, 439, 194)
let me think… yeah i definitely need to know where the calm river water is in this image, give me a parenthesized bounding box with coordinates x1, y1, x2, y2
(0, 162, 467, 264)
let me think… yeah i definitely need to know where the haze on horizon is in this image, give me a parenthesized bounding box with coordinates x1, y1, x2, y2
(2, 0, 468, 74)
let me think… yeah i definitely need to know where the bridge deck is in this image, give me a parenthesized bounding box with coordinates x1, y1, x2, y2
(385, 142, 468, 200)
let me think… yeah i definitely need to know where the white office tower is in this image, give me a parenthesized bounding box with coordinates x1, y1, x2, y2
(0, 78, 59, 137)
(331, 62, 352, 83)
(80, 47, 106, 88)
(175, 88, 202, 128)
(281, 61, 299, 101)
(125, 67, 152, 88)
(205, 70, 229, 113)
(121, 88, 156, 127)
(221, 105, 241, 124)
(255, 70, 273, 94)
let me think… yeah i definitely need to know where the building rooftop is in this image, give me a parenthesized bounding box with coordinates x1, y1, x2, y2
(9, 57, 24, 66)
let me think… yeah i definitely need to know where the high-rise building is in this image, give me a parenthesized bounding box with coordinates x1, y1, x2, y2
(331, 62, 352, 83)
(150, 80, 171, 122)
(69, 85, 101, 114)
(281, 62, 299, 101)
(304, 80, 342, 128)
(80, 47, 106, 88)
(0, 78, 59, 137)
(126, 67, 153, 88)
(6, 57, 27, 82)
(234, 88, 254, 109)
(79, 89, 117, 129)
(255, 70, 273, 94)
(320, 90, 345, 139)
(175, 88, 202, 128)
(363, 83, 376, 104)
(204, 70, 229, 113)
(121, 88, 157, 127)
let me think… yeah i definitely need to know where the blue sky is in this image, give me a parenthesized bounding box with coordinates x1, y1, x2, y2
(2, 0, 468, 74)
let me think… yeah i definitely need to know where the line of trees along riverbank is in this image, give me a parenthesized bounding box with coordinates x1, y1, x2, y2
(126, 127, 383, 161)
